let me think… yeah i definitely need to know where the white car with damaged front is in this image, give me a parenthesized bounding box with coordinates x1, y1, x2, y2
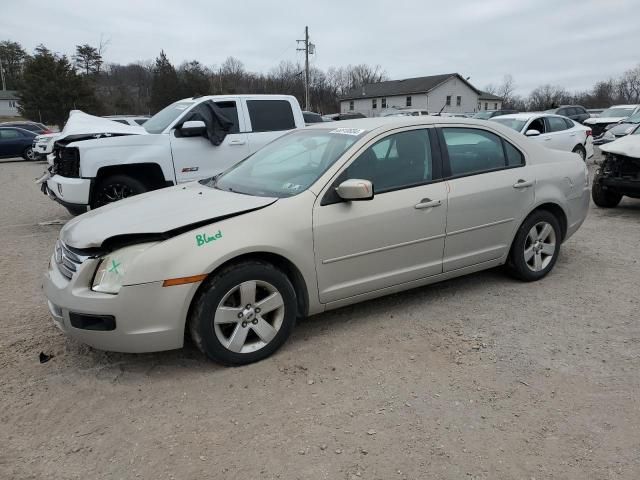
(43, 117, 589, 365)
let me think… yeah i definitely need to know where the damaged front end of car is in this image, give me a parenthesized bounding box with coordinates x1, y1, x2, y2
(592, 136, 640, 207)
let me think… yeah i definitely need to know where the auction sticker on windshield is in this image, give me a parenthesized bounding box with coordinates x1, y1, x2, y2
(329, 128, 366, 136)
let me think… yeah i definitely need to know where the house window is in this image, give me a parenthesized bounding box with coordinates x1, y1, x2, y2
(381, 98, 387, 108)
(494, 103, 498, 109)
(456, 96, 461, 107)
(349, 100, 354, 111)
(372, 99, 377, 109)
(446, 96, 451, 106)
(485, 102, 488, 110)
(406, 96, 412, 107)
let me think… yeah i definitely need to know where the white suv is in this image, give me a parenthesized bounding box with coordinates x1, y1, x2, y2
(39, 95, 305, 215)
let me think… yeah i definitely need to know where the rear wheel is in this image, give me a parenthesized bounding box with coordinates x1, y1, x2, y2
(91, 174, 148, 208)
(189, 261, 297, 365)
(591, 173, 622, 208)
(572, 145, 586, 162)
(506, 210, 561, 282)
(22, 146, 37, 161)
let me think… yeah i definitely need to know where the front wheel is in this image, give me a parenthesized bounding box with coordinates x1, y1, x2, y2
(22, 146, 37, 161)
(189, 261, 298, 365)
(591, 174, 622, 208)
(506, 210, 561, 282)
(91, 174, 148, 209)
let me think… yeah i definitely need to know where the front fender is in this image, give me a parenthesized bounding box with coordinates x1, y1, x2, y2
(71, 134, 175, 182)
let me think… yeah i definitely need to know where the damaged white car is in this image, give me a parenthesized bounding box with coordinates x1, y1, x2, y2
(592, 135, 640, 207)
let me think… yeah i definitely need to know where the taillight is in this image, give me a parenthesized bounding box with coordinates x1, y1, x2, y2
(43, 129, 53, 134)
(585, 129, 592, 137)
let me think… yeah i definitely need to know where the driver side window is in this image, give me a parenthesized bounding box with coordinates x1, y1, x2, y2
(528, 118, 546, 133)
(344, 129, 433, 193)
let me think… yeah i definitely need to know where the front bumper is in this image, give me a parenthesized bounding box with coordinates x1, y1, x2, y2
(42, 174, 91, 206)
(43, 254, 196, 353)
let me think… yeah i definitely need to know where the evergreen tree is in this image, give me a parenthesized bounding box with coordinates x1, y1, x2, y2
(18, 45, 100, 127)
(73, 44, 103, 75)
(150, 50, 181, 112)
(0, 40, 28, 89)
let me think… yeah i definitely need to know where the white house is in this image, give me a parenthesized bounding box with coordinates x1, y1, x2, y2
(340, 73, 502, 117)
(478, 91, 503, 111)
(0, 90, 20, 117)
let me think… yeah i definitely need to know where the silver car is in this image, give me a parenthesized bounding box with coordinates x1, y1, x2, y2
(44, 117, 590, 365)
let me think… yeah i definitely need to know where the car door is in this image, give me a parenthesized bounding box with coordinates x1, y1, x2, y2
(544, 116, 574, 151)
(244, 98, 298, 153)
(170, 99, 250, 183)
(313, 128, 447, 303)
(0, 128, 24, 157)
(439, 126, 534, 271)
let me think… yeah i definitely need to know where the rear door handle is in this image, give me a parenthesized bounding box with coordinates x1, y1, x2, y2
(513, 179, 534, 189)
(415, 198, 442, 209)
(229, 139, 246, 146)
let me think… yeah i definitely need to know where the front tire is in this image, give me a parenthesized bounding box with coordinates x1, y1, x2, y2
(591, 174, 622, 208)
(22, 146, 36, 161)
(91, 174, 148, 208)
(506, 210, 561, 282)
(189, 261, 297, 365)
(65, 205, 87, 216)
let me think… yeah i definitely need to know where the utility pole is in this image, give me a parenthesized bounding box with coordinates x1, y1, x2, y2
(297, 26, 315, 110)
(0, 57, 6, 91)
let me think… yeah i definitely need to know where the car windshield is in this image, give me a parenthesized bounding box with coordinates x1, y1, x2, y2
(210, 129, 365, 198)
(623, 113, 640, 124)
(491, 117, 527, 132)
(473, 111, 494, 119)
(599, 107, 635, 118)
(143, 101, 194, 133)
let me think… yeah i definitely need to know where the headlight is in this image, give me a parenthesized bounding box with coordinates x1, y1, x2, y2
(91, 243, 156, 294)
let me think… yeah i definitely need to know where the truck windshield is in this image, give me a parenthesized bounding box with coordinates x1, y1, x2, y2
(209, 129, 365, 198)
(144, 101, 195, 134)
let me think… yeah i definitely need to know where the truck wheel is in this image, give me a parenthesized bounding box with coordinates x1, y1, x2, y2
(591, 174, 622, 208)
(92, 174, 148, 208)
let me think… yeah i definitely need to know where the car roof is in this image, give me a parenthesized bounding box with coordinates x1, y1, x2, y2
(492, 112, 566, 121)
(184, 94, 298, 102)
(305, 115, 517, 132)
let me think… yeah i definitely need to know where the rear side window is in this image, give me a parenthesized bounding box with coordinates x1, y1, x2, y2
(247, 100, 295, 132)
(112, 119, 128, 125)
(563, 118, 575, 129)
(0, 129, 22, 139)
(504, 141, 525, 167)
(547, 116, 569, 132)
(134, 119, 147, 125)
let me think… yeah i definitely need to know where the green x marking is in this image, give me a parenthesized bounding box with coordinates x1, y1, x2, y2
(108, 260, 121, 274)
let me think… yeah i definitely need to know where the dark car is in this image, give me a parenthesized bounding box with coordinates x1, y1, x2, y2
(0, 121, 52, 134)
(545, 105, 590, 124)
(302, 111, 325, 125)
(472, 109, 518, 120)
(0, 127, 38, 160)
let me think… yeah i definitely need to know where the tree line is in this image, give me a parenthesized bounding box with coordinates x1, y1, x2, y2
(1, 38, 640, 128)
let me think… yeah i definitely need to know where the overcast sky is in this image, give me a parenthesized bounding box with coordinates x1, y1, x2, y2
(3, 0, 638, 95)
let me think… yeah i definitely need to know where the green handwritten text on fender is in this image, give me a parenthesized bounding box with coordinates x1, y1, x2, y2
(196, 230, 223, 247)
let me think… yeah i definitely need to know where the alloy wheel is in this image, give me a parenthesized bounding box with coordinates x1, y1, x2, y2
(524, 221, 556, 272)
(25, 147, 36, 161)
(214, 280, 285, 354)
(101, 183, 134, 202)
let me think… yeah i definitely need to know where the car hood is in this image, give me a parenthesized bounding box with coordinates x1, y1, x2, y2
(56, 110, 146, 145)
(584, 117, 627, 125)
(61, 182, 278, 250)
(599, 135, 640, 158)
(607, 123, 638, 135)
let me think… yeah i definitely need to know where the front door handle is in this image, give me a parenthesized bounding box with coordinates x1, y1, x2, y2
(229, 139, 246, 146)
(415, 198, 442, 209)
(513, 179, 534, 189)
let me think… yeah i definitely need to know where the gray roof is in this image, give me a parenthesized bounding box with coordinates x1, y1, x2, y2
(0, 90, 19, 100)
(478, 90, 502, 100)
(341, 73, 480, 101)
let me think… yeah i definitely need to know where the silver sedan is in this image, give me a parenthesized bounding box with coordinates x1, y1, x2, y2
(44, 117, 590, 365)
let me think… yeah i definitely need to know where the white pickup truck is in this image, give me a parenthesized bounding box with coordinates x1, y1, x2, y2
(40, 95, 305, 215)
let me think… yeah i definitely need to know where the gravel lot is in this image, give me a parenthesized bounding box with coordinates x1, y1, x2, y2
(1, 154, 639, 480)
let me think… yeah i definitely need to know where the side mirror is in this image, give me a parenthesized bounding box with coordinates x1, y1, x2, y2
(525, 129, 541, 137)
(335, 179, 374, 201)
(178, 120, 206, 136)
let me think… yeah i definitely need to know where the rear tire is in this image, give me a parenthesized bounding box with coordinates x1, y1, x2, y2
(189, 261, 297, 366)
(91, 174, 148, 208)
(591, 173, 622, 208)
(506, 210, 561, 282)
(572, 145, 586, 162)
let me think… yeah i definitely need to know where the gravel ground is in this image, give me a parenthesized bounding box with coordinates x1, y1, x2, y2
(0, 154, 639, 480)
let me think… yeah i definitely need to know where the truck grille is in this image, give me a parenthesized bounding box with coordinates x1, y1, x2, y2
(54, 240, 89, 279)
(53, 147, 80, 178)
